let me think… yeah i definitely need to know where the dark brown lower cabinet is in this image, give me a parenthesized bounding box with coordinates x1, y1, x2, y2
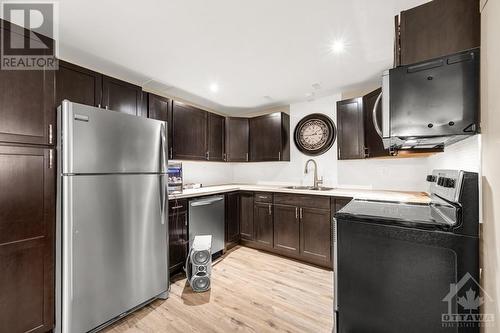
(168, 199, 188, 274)
(239, 192, 254, 240)
(225, 192, 240, 250)
(300, 207, 331, 265)
(0, 145, 55, 333)
(273, 204, 300, 255)
(254, 202, 273, 248)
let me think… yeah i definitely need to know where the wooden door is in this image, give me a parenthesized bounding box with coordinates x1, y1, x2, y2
(0, 145, 55, 333)
(254, 202, 273, 248)
(239, 192, 254, 240)
(102, 75, 142, 115)
(300, 207, 331, 266)
(148, 93, 172, 158)
(273, 204, 300, 255)
(207, 113, 225, 161)
(172, 102, 208, 160)
(0, 29, 55, 145)
(225, 117, 249, 162)
(363, 88, 389, 158)
(56, 60, 102, 108)
(399, 0, 480, 65)
(225, 192, 240, 249)
(337, 98, 365, 160)
(249, 113, 282, 161)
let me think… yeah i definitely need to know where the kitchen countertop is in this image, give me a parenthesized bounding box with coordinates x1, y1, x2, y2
(168, 184, 430, 204)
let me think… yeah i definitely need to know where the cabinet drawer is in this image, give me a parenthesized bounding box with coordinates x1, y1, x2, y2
(274, 193, 330, 210)
(254, 192, 273, 203)
(168, 198, 187, 214)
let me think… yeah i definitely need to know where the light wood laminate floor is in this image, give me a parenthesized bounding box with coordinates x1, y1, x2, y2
(102, 246, 334, 333)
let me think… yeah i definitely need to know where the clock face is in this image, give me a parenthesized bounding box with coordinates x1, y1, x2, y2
(294, 114, 336, 156)
(299, 120, 329, 150)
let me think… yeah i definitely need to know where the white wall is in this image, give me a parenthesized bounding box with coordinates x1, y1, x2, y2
(170, 160, 233, 186)
(427, 135, 481, 173)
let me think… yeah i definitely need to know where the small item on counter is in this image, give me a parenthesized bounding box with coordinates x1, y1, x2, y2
(167, 162, 183, 194)
(184, 183, 202, 190)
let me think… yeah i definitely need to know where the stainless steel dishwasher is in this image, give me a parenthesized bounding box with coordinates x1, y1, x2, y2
(188, 195, 225, 255)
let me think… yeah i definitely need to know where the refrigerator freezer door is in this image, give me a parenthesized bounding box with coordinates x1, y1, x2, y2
(59, 101, 167, 174)
(61, 174, 168, 333)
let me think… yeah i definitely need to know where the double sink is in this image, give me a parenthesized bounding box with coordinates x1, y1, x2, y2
(283, 185, 335, 191)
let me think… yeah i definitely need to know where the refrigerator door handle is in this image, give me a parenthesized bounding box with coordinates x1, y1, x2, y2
(160, 175, 166, 225)
(160, 123, 167, 173)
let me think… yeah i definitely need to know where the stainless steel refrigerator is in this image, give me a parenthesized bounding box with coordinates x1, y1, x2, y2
(56, 101, 169, 333)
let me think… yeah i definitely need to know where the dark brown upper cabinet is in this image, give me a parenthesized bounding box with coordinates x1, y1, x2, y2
(249, 112, 290, 162)
(0, 28, 55, 146)
(102, 75, 142, 116)
(254, 202, 273, 248)
(207, 113, 225, 161)
(337, 97, 366, 160)
(225, 117, 249, 162)
(396, 0, 480, 66)
(56, 60, 102, 108)
(147, 93, 172, 157)
(172, 101, 208, 160)
(239, 192, 254, 241)
(0, 145, 55, 333)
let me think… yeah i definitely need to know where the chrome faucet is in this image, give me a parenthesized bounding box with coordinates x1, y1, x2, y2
(304, 159, 323, 189)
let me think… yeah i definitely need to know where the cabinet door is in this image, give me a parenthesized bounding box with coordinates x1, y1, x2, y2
(0, 30, 55, 146)
(337, 98, 365, 160)
(254, 203, 273, 248)
(168, 209, 188, 274)
(273, 204, 300, 255)
(225, 117, 249, 162)
(249, 113, 283, 161)
(0, 145, 55, 333)
(207, 113, 225, 161)
(148, 93, 172, 158)
(300, 207, 331, 266)
(399, 0, 480, 65)
(239, 192, 254, 240)
(172, 102, 208, 160)
(363, 88, 389, 158)
(102, 75, 142, 115)
(56, 60, 102, 108)
(225, 192, 240, 249)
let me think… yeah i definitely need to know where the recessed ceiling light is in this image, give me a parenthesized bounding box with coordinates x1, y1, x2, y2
(312, 83, 322, 90)
(209, 82, 219, 93)
(330, 39, 346, 54)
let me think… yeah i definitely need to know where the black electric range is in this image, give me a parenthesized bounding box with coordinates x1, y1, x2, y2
(334, 170, 479, 333)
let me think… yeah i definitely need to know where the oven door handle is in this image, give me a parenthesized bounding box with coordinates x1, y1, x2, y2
(372, 91, 383, 138)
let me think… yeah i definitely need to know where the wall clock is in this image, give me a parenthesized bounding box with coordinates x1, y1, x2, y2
(293, 113, 336, 156)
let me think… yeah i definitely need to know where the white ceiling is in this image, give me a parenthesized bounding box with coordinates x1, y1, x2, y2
(56, 0, 427, 114)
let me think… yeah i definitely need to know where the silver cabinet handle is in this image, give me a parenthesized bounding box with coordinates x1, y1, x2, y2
(373, 91, 383, 138)
(48, 124, 53, 144)
(98, 104, 101, 108)
(49, 149, 53, 169)
(105, 105, 109, 110)
(170, 147, 173, 159)
(246, 152, 249, 161)
(295, 207, 298, 219)
(278, 151, 281, 161)
(258, 195, 268, 199)
(300, 207, 303, 219)
(268, 204, 272, 215)
(170, 205, 184, 210)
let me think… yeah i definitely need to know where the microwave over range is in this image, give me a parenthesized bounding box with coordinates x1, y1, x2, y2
(373, 48, 480, 151)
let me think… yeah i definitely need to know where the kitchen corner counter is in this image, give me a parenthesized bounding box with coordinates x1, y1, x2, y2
(168, 184, 430, 204)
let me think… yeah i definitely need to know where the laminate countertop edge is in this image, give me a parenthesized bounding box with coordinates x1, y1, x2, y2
(168, 184, 430, 204)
